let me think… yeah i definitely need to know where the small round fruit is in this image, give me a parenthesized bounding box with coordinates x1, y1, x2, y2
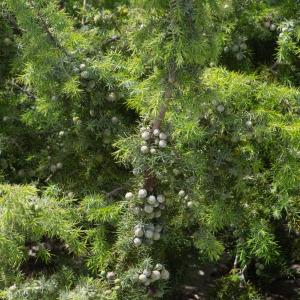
(147, 212, 155, 219)
(133, 207, 140, 214)
(68, 192, 74, 198)
(155, 224, 163, 232)
(154, 210, 161, 218)
(79, 63, 86, 70)
(217, 105, 225, 113)
(59, 131, 65, 137)
(155, 264, 163, 271)
(88, 81, 96, 89)
(50, 165, 57, 172)
(103, 129, 111, 136)
(107, 92, 117, 102)
(173, 168, 180, 176)
(159, 140, 167, 148)
(80, 70, 90, 79)
(151, 270, 161, 281)
(134, 228, 144, 238)
(145, 230, 154, 239)
(270, 24, 276, 31)
(145, 238, 154, 245)
(125, 192, 133, 200)
(111, 116, 118, 124)
(187, 201, 193, 208)
(161, 269, 170, 280)
(4, 37, 12, 46)
(258, 264, 264, 270)
(256, 269, 261, 276)
(73, 67, 79, 73)
(132, 168, 139, 175)
(106, 272, 115, 280)
(141, 145, 149, 154)
(224, 46, 229, 53)
(154, 138, 159, 145)
(144, 205, 154, 214)
(153, 129, 160, 136)
(138, 189, 147, 199)
(141, 131, 151, 140)
(232, 44, 239, 52)
(236, 53, 243, 61)
(159, 132, 167, 140)
(157, 195, 165, 203)
(245, 120, 252, 128)
(89, 109, 95, 117)
(18, 169, 25, 177)
(51, 95, 58, 101)
(56, 162, 63, 169)
(147, 195, 156, 205)
(134, 224, 142, 230)
(138, 274, 147, 283)
(133, 237, 142, 246)
(153, 232, 161, 240)
(2, 116, 9, 122)
(264, 21, 271, 28)
(153, 201, 160, 208)
(150, 148, 156, 154)
(178, 190, 185, 197)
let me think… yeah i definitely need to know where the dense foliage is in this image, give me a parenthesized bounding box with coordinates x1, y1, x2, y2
(0, 0, 300, 299)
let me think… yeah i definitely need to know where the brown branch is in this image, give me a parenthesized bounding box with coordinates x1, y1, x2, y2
(45, 172, 54, 183)
(28, 0, 69, 57)
(10, 81, 36, 100)
(106, 186, 124, 198)
(101, 35, 121, 48)
(143, 67, 176, 190)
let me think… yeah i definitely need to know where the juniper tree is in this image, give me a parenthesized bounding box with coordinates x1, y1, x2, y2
(0, 0, 300, 299)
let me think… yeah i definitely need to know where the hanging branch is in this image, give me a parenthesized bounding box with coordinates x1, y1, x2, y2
(234, 253, 247, 283)
(10, 81, 36, 100)
(106, 186, 124, 198)
(27, 0, 70, 57)
(101, 35, 121, 48)
(144, 66, 176, 191)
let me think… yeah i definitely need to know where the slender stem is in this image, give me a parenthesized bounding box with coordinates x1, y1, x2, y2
(101, 35, 120, 48)
(28, 0, 69, 56)
(233, 254, 239, 269)
(82, 0, 87, 25)
(144, 67, 176, 190)
(106, 187, 124, 198)
(10, 81, 36, 100)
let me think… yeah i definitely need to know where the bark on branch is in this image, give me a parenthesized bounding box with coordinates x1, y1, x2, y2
(143, 68, 176, 190)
